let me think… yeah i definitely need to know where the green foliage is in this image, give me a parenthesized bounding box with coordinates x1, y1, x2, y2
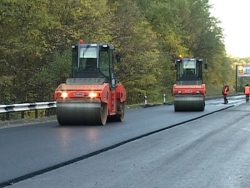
(0, 0, 237, 105)
(110, 0, 162, 104)
(28, 50, 71, 101)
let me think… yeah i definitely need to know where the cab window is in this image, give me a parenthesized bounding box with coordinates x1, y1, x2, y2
(99, 51, 109, 77)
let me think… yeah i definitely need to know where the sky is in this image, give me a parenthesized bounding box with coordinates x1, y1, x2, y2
(209, 0, 250, 58)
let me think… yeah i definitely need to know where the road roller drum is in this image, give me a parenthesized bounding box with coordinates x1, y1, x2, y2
(56, 102, 107, 125)
(174, 95, 205, 111)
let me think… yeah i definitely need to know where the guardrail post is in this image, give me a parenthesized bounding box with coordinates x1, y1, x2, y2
(6, 112, 10, 120)
(35, 110, 38, 118)
(21, 111, 24, 119)
(46, 109, 50, 117)
(51, 108, 56, 116)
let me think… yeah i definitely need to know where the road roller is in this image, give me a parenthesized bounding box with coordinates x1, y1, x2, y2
(54, 40, 127, 125)
(173, 55, 206, 111)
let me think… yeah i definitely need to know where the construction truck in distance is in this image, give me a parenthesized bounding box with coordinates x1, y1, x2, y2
(54, 40, 127, 125)
(173, 55, 207, 111)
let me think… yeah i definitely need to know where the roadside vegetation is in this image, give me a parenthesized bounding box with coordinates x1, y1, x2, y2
(0, 0, 248, 106)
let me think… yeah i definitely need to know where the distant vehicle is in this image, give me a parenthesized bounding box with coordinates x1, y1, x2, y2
(172, 55, 207, 111)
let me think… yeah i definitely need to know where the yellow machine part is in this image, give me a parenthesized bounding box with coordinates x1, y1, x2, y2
(174, 95, 205, 111)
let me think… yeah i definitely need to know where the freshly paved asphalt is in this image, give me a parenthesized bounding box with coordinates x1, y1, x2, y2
(0, 95, 247, 187)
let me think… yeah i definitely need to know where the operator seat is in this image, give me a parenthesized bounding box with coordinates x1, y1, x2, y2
(84, 58, 97, 71)
(179, 69, 197, 81)
(185, 69, 194, 75)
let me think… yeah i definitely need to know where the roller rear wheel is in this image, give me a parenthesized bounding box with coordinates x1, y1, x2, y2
(108, 101, 125, 122)
(99, 102, 108, 125)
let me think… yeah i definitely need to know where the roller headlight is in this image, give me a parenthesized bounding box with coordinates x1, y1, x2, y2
(89, 92, 98, 98)
(61, 92, 68, 98)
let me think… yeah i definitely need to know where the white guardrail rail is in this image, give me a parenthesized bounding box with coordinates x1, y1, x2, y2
(0, 102, 57, 120)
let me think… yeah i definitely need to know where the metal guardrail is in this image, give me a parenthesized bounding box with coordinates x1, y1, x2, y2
(0, 93, 242, 121)
(0, 102, 57, 120)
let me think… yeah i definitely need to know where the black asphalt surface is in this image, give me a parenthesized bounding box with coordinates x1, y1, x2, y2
(0, 95, 246, 187)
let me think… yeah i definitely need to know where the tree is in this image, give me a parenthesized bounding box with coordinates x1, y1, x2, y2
(110, 0, 161, 104)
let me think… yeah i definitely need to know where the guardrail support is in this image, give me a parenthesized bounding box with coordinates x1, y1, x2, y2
(144, 95, 147, 105)
(6, 112, 10, 120)
(21, 111, 24, 119)
(46, 109, 50, 117)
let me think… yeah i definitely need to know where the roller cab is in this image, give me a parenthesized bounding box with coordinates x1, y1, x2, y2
(54, 41, 126, 125)
(173, 56, 207, 111)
